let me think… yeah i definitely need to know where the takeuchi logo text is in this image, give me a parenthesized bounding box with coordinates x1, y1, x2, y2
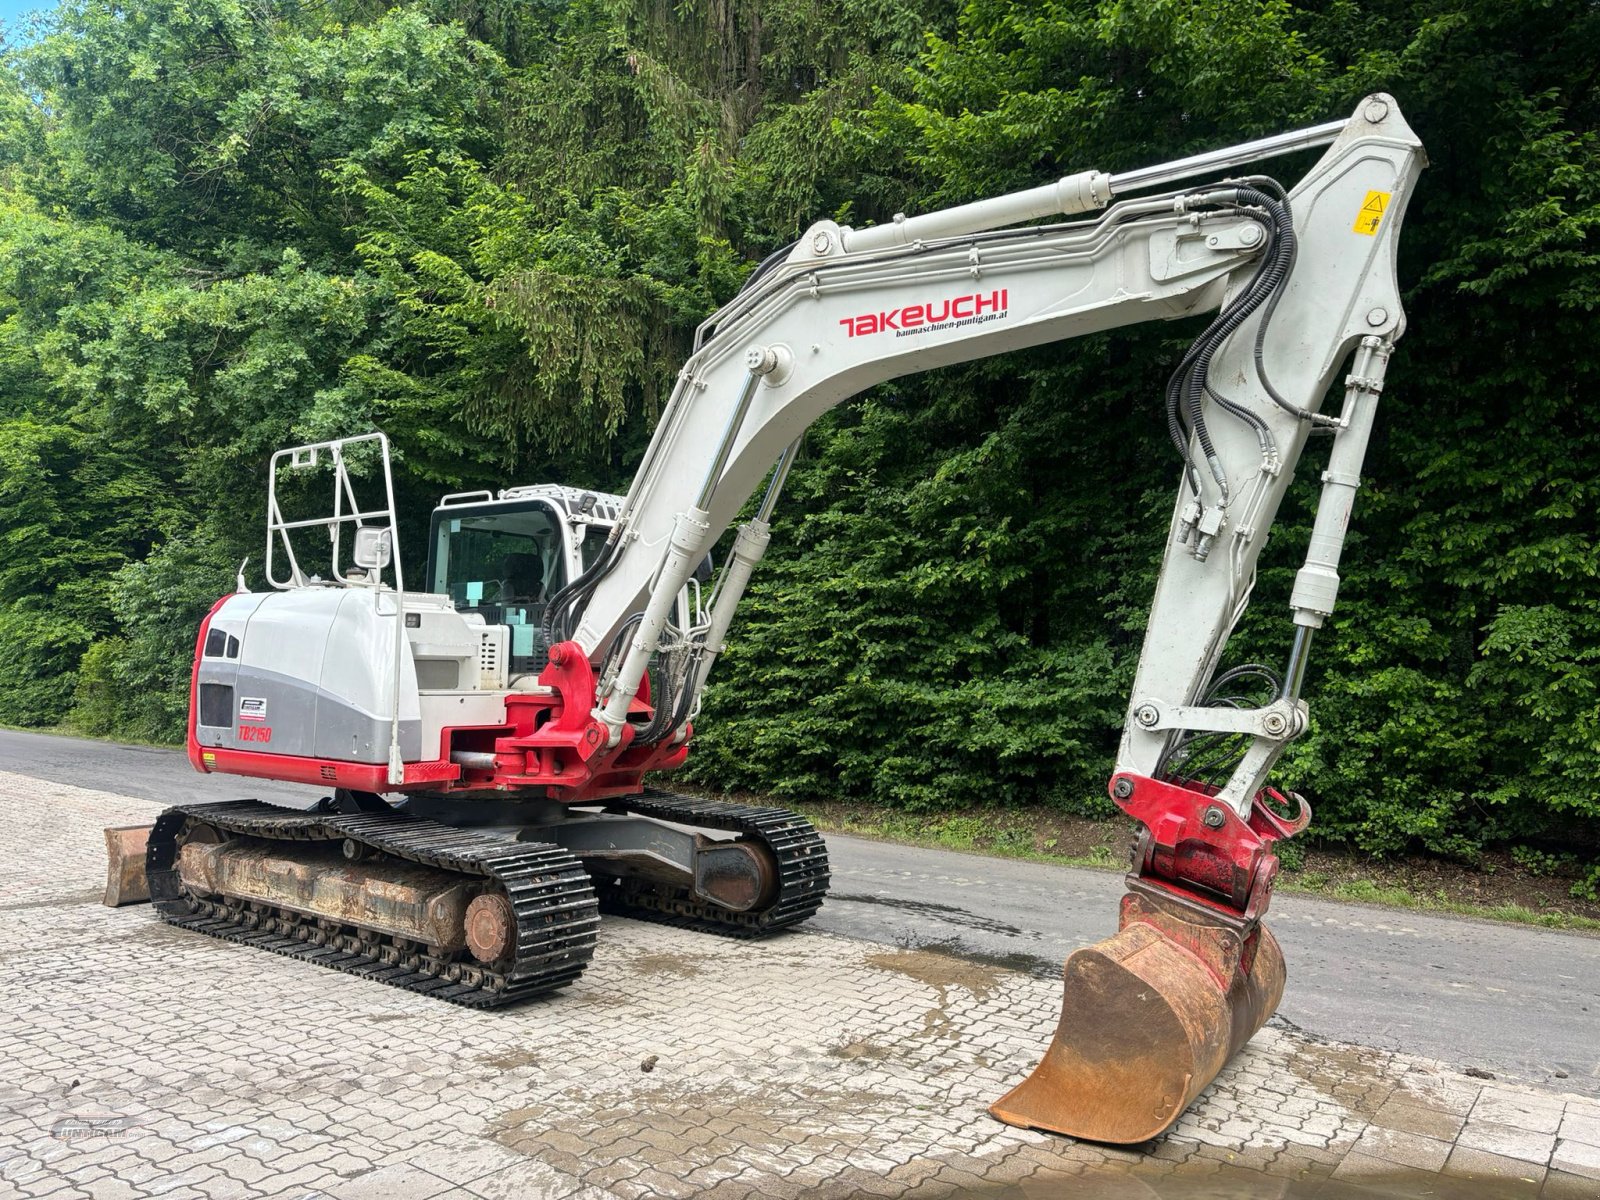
(837, 289, 1009, 338)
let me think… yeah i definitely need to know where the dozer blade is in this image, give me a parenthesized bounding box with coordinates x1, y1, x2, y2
(103, 825, 154, 906)
(990, 886, 1284, 1145)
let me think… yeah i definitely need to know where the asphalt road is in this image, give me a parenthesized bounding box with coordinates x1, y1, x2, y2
(4, 726, 1596, 1097)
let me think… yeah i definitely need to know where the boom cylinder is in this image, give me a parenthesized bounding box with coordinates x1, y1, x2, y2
(599, 505, 710, 736)
(598, 360, 775, 737)
(678, 440, 800, 721)
(700, 440, 798, 660)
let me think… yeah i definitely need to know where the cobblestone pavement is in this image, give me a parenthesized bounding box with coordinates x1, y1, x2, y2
(2, 770, 1596, 1200)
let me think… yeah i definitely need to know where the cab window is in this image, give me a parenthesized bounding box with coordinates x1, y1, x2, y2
(430, 504, 565, 675)
(580, 523, 610, 571)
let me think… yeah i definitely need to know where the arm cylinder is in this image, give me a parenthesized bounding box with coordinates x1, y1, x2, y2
(1108, 120, 1345, 196)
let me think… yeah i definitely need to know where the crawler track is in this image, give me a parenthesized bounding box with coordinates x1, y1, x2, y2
(145, 801, 599, 1007)
(597, 790, 830, 934)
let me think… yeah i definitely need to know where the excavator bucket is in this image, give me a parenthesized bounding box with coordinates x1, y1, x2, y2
(103, 825, 154, 906)
(990, 883, 1284, 1145)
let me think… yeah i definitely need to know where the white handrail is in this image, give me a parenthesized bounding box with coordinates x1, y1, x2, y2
(263, 431, 408, 785)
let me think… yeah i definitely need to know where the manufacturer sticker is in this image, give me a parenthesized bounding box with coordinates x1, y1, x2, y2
(1352, 190, 1390, 236)
(838, 289, 1009, 338)
(238, 697, 268, 722)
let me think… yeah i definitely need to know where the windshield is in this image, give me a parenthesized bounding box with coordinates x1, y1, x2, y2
(430, 503, 566, 675)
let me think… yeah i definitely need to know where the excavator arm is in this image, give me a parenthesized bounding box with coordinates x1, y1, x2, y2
(534, 94, 1424, 1142)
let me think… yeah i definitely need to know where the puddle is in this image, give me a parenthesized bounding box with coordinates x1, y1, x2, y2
(835, 891, 1032, 938)
(478, 1047, 541, 1070)
(1288, 1039, 1395, 1119)
(866, 947, 1006, 1040)
(627, 950, 709, 978)
(493, 1079, 903, 1166)
(828, 1038, 894, 1061)
(865, 948, 1003, 1002)
(908, 935, 1061, 979)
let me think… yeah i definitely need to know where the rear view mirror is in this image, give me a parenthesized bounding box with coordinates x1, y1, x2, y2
(353, 526, 393, 570)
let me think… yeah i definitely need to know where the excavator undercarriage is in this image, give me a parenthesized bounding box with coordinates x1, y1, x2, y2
(140, 791, 828, 1005)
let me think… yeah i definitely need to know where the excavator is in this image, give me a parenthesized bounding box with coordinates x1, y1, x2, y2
(110, 95, 1424, 1144)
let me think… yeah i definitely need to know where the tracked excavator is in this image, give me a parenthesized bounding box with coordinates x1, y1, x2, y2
(119, 95, 1424, 1144)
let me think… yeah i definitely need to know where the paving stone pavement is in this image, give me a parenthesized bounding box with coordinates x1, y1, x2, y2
(1, 769, 1596, 1200)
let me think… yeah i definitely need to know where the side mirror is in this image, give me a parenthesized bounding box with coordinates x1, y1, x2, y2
(352, 526, 393, 570)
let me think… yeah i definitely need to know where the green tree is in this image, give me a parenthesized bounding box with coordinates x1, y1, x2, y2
(1, 0, 1596, 872)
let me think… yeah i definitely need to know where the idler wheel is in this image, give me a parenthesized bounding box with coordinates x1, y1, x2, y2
(465, 893, 516, 963)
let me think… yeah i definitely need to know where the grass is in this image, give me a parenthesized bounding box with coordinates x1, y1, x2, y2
(795, 804, 1126, 871)
(1279, 875, 1600, 932)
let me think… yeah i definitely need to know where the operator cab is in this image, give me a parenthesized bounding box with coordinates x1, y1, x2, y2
(425, 486, 620, 679)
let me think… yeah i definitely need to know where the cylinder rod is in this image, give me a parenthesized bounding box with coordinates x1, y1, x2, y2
(841, 115, 1348, 255)
(1279, 625, 1315, 702)
(1109, 120, 1345, 197)
(695, 369, 764, 512)
(755, 438, 801, 522)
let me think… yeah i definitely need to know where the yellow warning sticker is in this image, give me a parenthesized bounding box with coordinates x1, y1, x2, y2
(1352, 189, 1390, 236)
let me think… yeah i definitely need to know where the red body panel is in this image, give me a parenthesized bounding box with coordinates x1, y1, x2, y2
(190, 745, 461, 790)
(185, 595, 233, 776)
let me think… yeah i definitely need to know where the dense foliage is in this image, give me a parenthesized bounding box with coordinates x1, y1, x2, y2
(1, 0, 1596, 869)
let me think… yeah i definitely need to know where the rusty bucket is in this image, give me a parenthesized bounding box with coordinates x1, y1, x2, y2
(989, 884, 1285, 1145)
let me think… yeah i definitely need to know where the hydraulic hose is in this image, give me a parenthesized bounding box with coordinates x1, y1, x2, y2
(542, 528, 624, 647)
(1164, 184, 1306, 503)
(1250, 200, 1339, 430)
(1165, 196, 1275, 497)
